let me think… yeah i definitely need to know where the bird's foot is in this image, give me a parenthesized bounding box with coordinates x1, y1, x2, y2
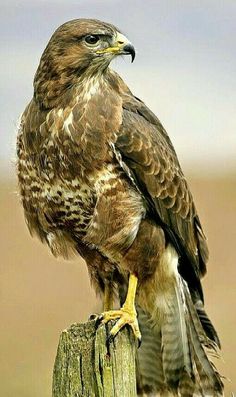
(100, 305, 141, 344)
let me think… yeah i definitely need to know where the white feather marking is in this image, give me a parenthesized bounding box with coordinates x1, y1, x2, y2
(139, 244, 179, 324)
(57, 108, 63, 117)
(70, 178, 80, 187)
(83, 77, 100, 101)
(47, 232, 56, 246)
(63, 112, 74, 135)
(160, 244, 179, 277)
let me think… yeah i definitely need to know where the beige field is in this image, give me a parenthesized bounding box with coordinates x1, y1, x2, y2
(0, 175, 235, 396)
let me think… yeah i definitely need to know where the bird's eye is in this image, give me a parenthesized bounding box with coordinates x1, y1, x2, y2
(84, 35, 99, 45)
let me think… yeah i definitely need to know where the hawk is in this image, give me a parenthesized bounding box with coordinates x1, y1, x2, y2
(16, 19, 224, 395)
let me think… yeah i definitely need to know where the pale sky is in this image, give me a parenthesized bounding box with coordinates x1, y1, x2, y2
(1, 0, 236, 176)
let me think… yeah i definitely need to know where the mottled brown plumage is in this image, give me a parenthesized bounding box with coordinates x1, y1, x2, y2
(16, 19, 223, 395)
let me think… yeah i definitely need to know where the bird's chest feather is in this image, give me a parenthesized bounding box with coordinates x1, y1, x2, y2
(57, 76, 123, 171)
(50, 78, 121, 175)
(17, 135, 96, 237)
(17, 77, 124, 240)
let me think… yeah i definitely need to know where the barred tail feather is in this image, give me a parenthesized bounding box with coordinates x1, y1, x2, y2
(136, 306, 165, 394)
(182, 279, 223, 395)
(196, 303, 221, 349)
(137, 275, 224, 396)
(161, 285, 193, 388)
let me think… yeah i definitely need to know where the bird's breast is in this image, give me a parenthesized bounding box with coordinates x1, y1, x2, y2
(17, 73, 124, 253)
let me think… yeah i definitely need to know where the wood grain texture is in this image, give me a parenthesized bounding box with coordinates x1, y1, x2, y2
(52, 319, 137, 397)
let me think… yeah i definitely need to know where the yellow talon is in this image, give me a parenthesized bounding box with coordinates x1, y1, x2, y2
(101, 274, 141, 341)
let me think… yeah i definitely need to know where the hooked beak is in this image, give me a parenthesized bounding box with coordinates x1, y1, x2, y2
(96, 32, 136, 63)
(122, 43, 136, 63)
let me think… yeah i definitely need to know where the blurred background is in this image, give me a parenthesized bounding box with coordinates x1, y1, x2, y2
(0, 1, 235, 396)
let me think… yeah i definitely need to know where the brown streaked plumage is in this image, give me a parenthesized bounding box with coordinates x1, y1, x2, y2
(16, 18, 224, 395)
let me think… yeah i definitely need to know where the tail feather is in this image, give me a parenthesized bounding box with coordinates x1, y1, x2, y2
(184, 282, 219, 351)
(136, 306, 165, 393)
(178, 370, 196, 397)
(185, 318, 221, 396)
(196, 303, 221, 348)
(136, 275, 224, 396)
(187, 311, 223, 394)
(161, 281, 192, 386)
(183, 279, 224, 393)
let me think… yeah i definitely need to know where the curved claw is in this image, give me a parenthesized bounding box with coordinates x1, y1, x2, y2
(89, 313, 98, 321)
(100, 307, 142, 343)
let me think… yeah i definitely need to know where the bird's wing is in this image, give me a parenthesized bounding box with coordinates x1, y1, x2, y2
(114, 93, 209, 299)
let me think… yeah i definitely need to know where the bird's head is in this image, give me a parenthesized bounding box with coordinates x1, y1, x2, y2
(34, 19, 135, 107)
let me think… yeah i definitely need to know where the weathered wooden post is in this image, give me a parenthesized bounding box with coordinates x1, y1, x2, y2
(52, 319, 137, 397)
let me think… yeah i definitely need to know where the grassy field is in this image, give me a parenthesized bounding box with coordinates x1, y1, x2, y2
(0, 176, 235, 396)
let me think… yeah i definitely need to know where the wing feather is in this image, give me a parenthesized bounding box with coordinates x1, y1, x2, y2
(115, 94, 209, 299)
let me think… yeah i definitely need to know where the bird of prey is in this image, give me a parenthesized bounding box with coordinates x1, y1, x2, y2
(16, 19, 224, 395)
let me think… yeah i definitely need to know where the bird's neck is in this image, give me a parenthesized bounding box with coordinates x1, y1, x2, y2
(33, 60, 111, 109)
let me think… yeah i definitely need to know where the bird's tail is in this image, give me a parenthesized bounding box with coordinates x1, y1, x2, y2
(136, 275, 224, 396)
